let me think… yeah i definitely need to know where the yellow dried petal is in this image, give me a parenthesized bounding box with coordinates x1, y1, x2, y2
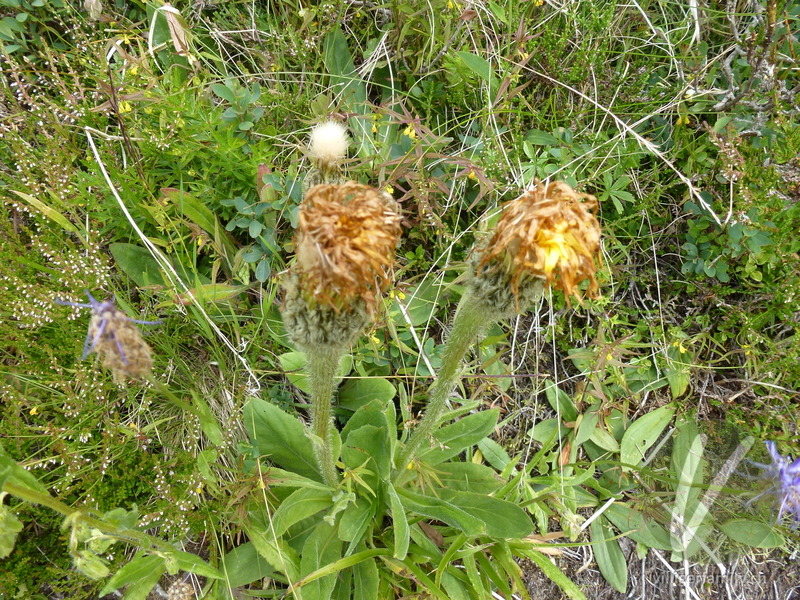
(478, 180, 602, 304)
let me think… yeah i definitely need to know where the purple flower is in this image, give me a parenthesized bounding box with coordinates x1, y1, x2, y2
(750, 441, 800, 528)
(55, 291, 160, 383)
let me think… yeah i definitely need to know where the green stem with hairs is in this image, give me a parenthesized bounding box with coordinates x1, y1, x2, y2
(307, 346, 343, 487)
(2, 481, 177, 553)
(395, 290, 497, 476)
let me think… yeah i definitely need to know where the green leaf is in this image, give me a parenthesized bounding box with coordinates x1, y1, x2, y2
(109, 243, 166, 287)
(353, 556, 379, 600)
(437, 490, 533, 538)
(338, 496, 374, 544)
(575, 411, 599, 446)
(337, 378, 396, 412)
(211, 82, 236, 103)
(9, 190, 81, 238)
(589, 426, 619, 452)
(387, 484, 410, 559)
(544, 381, 578, 422)
(421, 409, 499, 465)
(525, 129, 560, 146)
(341, 424, 391, 480)
(279, 351, 352, 394)
(0, 504, 23, 559)
(433, 462, 503, 494)
(590, 517, 628, 593)
(162, 549, 222, 579)
(221, 542, 275, 587)
(603, 503, 672, 550)
(271, 488, 333, 538)
(255, 258, 271, 282)
(517, 548, 588, 600)
(456, 51, 498, 96)
(719, 519, 785, 548)
(477, 437, 511, 470)
(619, 405, 674, 469)
(398, 489, 490, 537)
(299, 520, 343, 600)
(0, 451, 48, 495)
(243, 399, 321, 482)
(99, 553, 165, 598)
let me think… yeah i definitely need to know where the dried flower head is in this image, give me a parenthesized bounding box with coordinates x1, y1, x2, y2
(477, 180, 602, 305)
(308, 121, 350, 170)
(750, 441, 800, 528)
(293, 182, 402, 314)
(56, 291, 159, 384)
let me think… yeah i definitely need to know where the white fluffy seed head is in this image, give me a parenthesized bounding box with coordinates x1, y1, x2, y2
(308, 121, 350, 168)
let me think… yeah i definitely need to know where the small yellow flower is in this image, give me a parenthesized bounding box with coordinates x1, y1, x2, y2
(402, 124, 416, 140)
(129, 65, 139, 76)
(29, 406, 39, 416)
(370, 335, 381, 344)
(384, 185, 394, 195)
(118, 100, 132, 114)
(372, 124, 378, 133)
(467, 169, 477, 181)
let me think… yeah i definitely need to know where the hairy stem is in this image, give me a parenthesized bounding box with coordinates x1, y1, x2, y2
(396, 290, 495, 475)
(3, 481, 176, 553)
(307, 346, 343, 487)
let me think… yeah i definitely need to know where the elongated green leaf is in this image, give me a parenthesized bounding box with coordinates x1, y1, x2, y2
(10, 190, 80, 236)
(719, 519, 785, 548)
(387, 484, 410, 560)
(244, 518, 300, 580)
(434, 462, 503, 494)
(163, 549, 222, 579)
(243, 399, 321, 481)
(422, 409, 499, 465)
(299, 520, 343, 600)
(438, 490, 533, 538)
(590, 517, 628, 593)
(0, 453, 49, 496)
(544, 381, 578, 422)
(477, 437, 511, 470)
(353, 556, 379, 600)
(517, 548, 588, 600)
(338, 496, 374, 544)
(99, 553, 165, 597)
(603, 503, 672, 550)
(620, 405, 674, 469)
(221, 542, 275, 587)
(456, 51, 498, 97)
(271, 488, 333, 538)
(341, 425, 391, 480)
(398, 488, 482, 535)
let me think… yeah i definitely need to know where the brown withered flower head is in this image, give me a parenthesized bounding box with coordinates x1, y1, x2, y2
(474, 180, 602, 309)
(282, 182, 402, 348)
(294, 182, 401, 312)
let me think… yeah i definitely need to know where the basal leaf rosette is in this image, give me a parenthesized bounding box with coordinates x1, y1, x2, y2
(283, 182, 402, 349)
(472, 180, 602, 312)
